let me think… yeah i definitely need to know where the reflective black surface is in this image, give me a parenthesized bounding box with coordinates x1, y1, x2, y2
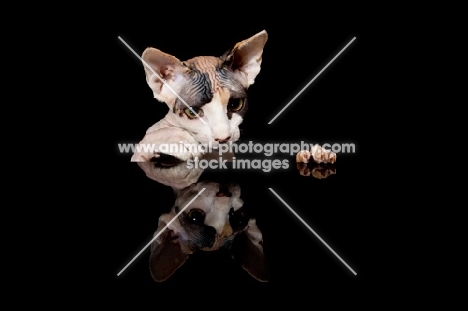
(99, 12, 388, 306)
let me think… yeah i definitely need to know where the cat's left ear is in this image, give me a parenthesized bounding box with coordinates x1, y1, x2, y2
(230, 219, 269, 282)
(222, 30, 268, 87)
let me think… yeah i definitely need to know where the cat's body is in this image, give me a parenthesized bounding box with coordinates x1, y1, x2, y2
(131, 31, 268, 162)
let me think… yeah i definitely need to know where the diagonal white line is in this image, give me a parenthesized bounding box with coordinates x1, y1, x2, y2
(117, 187, 206, 276)
(268, 188, 357, 275)
(118, 36, 207, 125)
(268, 37, 356, 124)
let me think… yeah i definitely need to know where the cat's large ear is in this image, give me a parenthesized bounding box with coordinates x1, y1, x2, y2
(141, 48, 186, 106)
(149, 216, 190, 282)
(222, 30, 268, 88)
(230, 219, 269, 282)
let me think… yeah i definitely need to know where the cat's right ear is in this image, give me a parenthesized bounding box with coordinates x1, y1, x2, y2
(142, 48, 186, 106)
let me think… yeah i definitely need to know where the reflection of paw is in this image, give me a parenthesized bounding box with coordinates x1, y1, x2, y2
(311, 165, 336, 179)
(296, 162, 312, 176)
(296, 162, 336, 179)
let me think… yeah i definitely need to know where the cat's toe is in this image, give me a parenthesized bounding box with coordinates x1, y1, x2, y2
(310, 144, 336, 164)
(296, 150, 311, 163)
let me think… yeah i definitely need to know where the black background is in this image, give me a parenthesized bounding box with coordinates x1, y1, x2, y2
(90, 7, 400, 307)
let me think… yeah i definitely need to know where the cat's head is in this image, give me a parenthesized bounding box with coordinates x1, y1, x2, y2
(149, 181, 268, 282)
(141, 30, 268, 148)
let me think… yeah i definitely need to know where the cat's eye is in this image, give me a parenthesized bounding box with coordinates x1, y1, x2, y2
(187, 209, 205, 224)
(227, 98, 244, 112)
(184, 107, 204, 119)
(229, 207, 248, 230)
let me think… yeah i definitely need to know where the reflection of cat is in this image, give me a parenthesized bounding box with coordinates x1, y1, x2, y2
(131, 31, 268, 162)
(138, 162, 268, 282)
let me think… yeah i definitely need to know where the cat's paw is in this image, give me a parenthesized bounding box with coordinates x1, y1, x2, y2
(296, 162, 336, 179)
(310, 144, 336, 164)
(131, 128, 204, 162)
(137, 161, 204, 189)
(296, 150, 311, 163)
(296, 144, 336, 164)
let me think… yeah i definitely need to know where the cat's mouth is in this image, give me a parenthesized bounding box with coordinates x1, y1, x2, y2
(211, 141, 231, 149)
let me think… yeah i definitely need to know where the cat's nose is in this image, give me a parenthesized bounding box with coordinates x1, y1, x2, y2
(215, 136, 231, 143)
(216, 185, 232, 197)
